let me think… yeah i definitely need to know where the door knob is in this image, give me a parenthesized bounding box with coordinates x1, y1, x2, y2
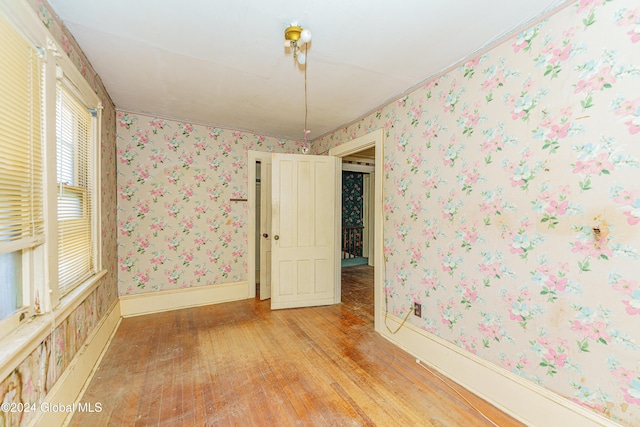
(263, 233, 268, 238)
(274, 235, 279, 240)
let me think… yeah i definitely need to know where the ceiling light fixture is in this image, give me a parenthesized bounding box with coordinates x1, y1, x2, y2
(284, 22, 311, 65)
(284, 22, 312, 153)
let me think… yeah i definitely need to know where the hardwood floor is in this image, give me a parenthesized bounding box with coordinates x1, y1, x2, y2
(70, 265, 524, 426)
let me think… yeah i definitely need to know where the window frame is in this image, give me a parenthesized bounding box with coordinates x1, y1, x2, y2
(53, 72, 101, 298)
(46, 50, 103, 308)
(0, 5, 46, 339)
(0, 0, 102, 338)
(0, 248, 40, 341)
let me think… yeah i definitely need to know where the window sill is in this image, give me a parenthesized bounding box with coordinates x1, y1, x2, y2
(0, 269, 106, 383)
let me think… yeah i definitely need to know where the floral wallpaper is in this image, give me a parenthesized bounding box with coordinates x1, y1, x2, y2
(0, 1, 117, 426)
(314, 1, 640, 425)
(3, 0, 638, 425)
(342, 171, 364, 227)
(116, 112, 301, 295)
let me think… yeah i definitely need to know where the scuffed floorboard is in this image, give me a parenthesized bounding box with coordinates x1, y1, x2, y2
(70, 265, 524, 426)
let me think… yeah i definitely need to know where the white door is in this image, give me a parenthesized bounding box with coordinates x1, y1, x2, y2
(271, 153, 340, 310)
(259, 159, 272, 300)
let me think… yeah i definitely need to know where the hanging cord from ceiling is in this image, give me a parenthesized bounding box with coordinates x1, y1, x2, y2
(283, 23, 311, 153)
(302, 42, 310, 154)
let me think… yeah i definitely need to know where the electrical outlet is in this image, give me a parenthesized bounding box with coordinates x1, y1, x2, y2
(414, 302, 421, 318)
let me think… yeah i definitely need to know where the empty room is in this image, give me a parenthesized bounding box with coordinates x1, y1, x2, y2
(1, 0, 639, 426)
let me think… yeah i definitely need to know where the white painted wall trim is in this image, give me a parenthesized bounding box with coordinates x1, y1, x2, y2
(381, 313, 623, 427)
(119, 281, 249, 317)
(30, 299, 121, 427)
(342, 162, 374, 173)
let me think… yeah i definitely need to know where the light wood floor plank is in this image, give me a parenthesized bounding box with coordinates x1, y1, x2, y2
(70, 265, 524, 426)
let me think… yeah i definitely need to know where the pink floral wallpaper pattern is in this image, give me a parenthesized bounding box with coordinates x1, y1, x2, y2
(0, 1, 118, 426)
(314, 1, 640, 425)
(3, 0, 638, 425)
(116, 112, 302, 295)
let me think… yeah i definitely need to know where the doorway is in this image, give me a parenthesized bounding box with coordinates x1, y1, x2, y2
(340, 156, 375, 325)
(329, 129, 383, 331)
(247, 129, 384, 331)
(340, 156, 375, 267)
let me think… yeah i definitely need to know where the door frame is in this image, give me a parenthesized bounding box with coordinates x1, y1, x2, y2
(328, 129, 384, 332)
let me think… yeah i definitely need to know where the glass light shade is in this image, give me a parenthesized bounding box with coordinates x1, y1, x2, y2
(300, 29, 311, 43)
(297, 52, 306, 65)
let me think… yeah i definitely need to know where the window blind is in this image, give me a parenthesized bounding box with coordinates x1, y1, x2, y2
(0, 13, 44, 253)
(56, 84, 93, 293)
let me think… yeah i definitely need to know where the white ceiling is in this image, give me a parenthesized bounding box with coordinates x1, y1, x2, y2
(48, 0, 567, 141)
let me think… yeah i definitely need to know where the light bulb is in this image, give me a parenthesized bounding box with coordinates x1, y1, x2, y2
(297, 52, 306, 65)
(300, 29, 311, 43)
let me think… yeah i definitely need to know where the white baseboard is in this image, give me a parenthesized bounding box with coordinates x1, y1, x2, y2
(119, 281, 249, 317)
(30, 299, 121, 427)
(380, 313, 622, 427)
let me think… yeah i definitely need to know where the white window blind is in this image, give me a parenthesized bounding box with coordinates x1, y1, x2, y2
(0, 13, 44, 251)
(0, 13, 43, 319)
(56, 83, 94, 294)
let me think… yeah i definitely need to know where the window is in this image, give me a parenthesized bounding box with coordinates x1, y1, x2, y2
(0, 11, 44, 336)
(0, 2, 101, 340)
(0, 252, 23, 320)
(56, 83, 96, 295)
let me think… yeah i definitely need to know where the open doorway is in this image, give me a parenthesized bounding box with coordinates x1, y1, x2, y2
(340, 152, 375, 267)
(341, 147, 376, 326)
(247, 129, 384, 329)
(329, 129, 383, 331)
(339, 150, 375, 325)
